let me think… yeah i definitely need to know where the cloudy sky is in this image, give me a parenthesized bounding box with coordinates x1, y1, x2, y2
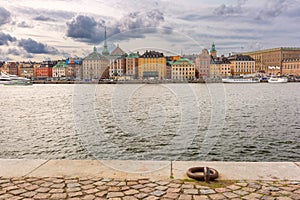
(0, 0, 299, 61)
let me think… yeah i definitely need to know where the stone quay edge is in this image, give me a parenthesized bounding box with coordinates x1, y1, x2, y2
(0, 159, 300, 181)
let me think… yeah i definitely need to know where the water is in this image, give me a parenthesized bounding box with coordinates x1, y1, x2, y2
(0, 83, 299, 161)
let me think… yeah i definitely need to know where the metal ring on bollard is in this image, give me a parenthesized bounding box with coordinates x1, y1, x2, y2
(186, 167, 219, 182)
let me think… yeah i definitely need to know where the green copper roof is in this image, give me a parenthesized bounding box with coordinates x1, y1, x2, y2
(172, 58, 194, 65)
(53, 61, 68, 68)
(210, 43, 216, 52)
(126, 52, 139, 59)
(84, 47, 107, 60)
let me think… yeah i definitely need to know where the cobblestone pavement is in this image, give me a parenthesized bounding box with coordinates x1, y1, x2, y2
(0, 176, 299, 200)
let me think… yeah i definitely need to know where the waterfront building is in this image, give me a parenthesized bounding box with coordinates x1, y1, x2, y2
(82, 28, 110, 80)
(66, 58, 82, 79)
(109, 45, 126, 77)
(282, 58, 300, 76)
(228, 55, 255, 76)
(7, 62, 19, 75)
(171, 58, 195, 80)
(242, 47, 300, 75)
(138, 50, 166, 80)
(52, 61, 68, 78)
(195, 48, 210, 78)
(126, 52, 139, 79)
(82, 46, 109, 80)
(209, 56, 231, 78)
(36, 60, 56, 79)
(19, 62, 35, 78)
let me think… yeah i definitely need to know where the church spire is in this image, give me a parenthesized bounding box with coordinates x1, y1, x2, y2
(102, 26, 110, 56)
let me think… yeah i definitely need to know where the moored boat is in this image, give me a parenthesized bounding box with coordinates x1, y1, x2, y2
(222, 77, 260, 83)
(268, 76, 288, 83)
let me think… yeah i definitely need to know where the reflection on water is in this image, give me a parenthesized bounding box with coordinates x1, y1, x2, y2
(0, 83, 299, 161)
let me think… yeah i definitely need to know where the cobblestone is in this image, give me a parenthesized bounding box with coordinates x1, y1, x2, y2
(0, 176, 299, 199)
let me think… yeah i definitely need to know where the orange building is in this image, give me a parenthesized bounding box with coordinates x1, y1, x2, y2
(126, 52, 139, 79)
(282, 58, 300, 76)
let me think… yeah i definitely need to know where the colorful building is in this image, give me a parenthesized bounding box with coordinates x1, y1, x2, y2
(171, 58, 195, 80)
(195, 48, 210, 78)
(52, 61, 68, 78)
(8, 62, 19, 75)
(126, 52, 139, 79)
(19, 62, 35, 78)
(228, 55, 255, 76)
(209, 56, 231, 78)
(109, 45, 126, 77)
(138, 50, 166, 80)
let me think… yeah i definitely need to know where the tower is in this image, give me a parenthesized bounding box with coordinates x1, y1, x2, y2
(102, 27, 110, 56)
(210, 43, 217, 58)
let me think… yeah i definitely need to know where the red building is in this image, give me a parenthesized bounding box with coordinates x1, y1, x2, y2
(36, 67, 52, 78)
(8, 62, 19, 75)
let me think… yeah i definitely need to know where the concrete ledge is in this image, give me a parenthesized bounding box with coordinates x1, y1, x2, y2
(0, 159, 299, 180)
(0, 159, 47, 177)
(173, 161, 300, 180)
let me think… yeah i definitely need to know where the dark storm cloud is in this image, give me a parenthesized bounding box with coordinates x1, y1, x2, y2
(66, 9, 167, 43)
(255, 0, 287, 20)
(0, 32, 17, 45)
(7, 48, 21, 55)
(214, 0, 247, 16)
(0, 7, 11, 26)
(18, 38, 59, 54)
(66, 15, 105, 43)
(33, 15, 55, 21)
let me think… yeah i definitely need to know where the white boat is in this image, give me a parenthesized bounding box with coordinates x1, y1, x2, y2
(268, 76, 288, 83)
(222, 77, 260, 83)
(0, 72, 32, 85)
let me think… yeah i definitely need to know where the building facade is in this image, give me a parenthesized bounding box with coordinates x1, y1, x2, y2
(138, 50, 166, 80)
(171, 58, 195, 80)
(209, 56, 231, 78)
(195, 48, 210, 78)
(228, 55, 255, 76)
(109, 45, 126, 77)
(282, 58, 300, 76)
(8, 62, 19, 75)
(19, 62, 35, 78)
(52, 61, 68, 78)
(126, 53, 139, 79)
(242, 47, 300, 75)
(82, 47, 109, 80)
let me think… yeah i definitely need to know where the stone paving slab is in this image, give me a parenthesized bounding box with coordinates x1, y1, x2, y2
(0, 176, 299, 200)
(0, 159, 47, 177)
(28, 160, 170, 180)
(173, 161, 300, 180)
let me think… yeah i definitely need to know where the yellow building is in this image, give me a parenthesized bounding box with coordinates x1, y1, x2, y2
(138, 50, 166, 80)
(228, 55, 255, 76)
(242, 47, 300, 75)
(282, 58, 300, 76)
(171, 58, 195, 80)
(209, 56, 231, 78)
(19, 62, 36, 78)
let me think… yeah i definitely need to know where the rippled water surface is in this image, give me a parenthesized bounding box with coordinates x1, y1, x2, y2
(0, 83, 299, 161)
